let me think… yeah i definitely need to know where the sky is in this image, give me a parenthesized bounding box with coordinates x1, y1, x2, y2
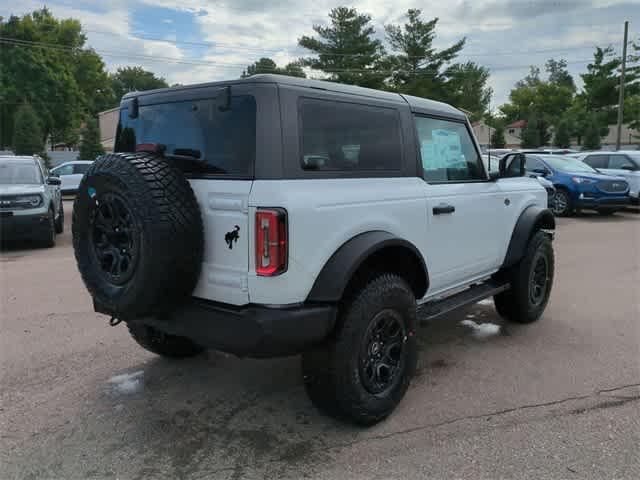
(1, 0, 639, 108)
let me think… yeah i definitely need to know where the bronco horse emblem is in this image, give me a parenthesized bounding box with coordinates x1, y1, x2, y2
(225, 225, 240, 249)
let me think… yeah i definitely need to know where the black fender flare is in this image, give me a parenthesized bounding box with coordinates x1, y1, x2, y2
(306, 231, 428, 303)
(502, 205, 555, 269)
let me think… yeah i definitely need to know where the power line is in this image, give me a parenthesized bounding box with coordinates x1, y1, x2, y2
(82, 28, 603, 59)
(0, 37, 608, 74)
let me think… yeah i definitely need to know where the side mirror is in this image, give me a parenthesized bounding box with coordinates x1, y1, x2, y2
(621, 165, 636, 171)
(488, 171, 500, 181)
(499, 153, 525, 178)
(46, 177, 61, 186)
(532, 168, 548, 176)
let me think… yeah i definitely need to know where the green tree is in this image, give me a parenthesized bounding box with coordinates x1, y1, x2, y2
(12, 104, 44, 155)
(0, 8, 90, 148)
(580, 47, 623, 124)
(553, 118, 571, 148)
(582, 115, 602, 150)
(490, 125, 506, 148)
(384, 9, 465, 100)
(546, 59, 575, 90)
(444, 62, 492, 119)
(521, 115, 541, 148)
(111, 66, 169, 102)
(299, 7, 385, 88)
(241, 57, 306, 78)
(77, 117, 104, 160)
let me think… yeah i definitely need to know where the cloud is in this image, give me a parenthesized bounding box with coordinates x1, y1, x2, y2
(1, 0, 635, 109)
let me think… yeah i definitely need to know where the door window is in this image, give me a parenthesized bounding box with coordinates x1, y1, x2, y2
(608, 155, 635, 169)
(583, 154, 607, 169)
(73, 164, 91, 174)
(53, 164, 74, 176)
(524, 156, 545, 172)
(414, 116, 483, 182)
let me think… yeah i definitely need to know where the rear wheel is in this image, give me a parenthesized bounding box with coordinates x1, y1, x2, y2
(551, 189, 572, 217)
(494, 230, 554, 324)
(302, 274, 417, 425)
(127, 322, 204, 358)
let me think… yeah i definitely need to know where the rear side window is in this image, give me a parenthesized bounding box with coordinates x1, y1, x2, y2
(115, 95, 256, 177)
(414, 116, 483, 182)
(583, 154, 607, 169)
(299, 98, 402, 171)
(608, 155, 635, 169)
(74, 164, 91, 174)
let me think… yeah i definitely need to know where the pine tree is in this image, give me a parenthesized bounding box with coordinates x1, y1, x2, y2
(521, 115, 541, 148)
(299, 7, 385, 88)
(490, 125, 506, 148)
(12, 104, 44, 155)
(582, 116, 602, 151)
(78, 117, 104, 160)
(553, 119, 571, 148)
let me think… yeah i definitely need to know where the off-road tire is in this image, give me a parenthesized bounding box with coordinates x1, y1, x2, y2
(41, 207, 56, 248)
(302, 274, 418, 426)
(55, 199, 64, 234)
(494, 230, 554, 324)
(128, 322, 204, 358)
(72, 152, 204, 319)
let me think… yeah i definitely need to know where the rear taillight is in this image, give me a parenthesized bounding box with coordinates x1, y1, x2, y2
(255, 208, 288, 276)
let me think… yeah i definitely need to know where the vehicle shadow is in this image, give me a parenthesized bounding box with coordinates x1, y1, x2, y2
(69, 303, 507, 479)
(570, 210, 639, 222)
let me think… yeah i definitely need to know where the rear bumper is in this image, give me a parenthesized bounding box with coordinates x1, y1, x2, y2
(0, 211, 50, 240)
(112, 299, 337, 358)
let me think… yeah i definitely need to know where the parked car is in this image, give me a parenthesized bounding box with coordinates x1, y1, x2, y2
(50, 160, 93, 194)
(575, 151, 640, 205)
(0, 155, 64, 246)
(505, 153, 630, 216)
(487, 154, 554, 207)
(72, 74, 555, 425)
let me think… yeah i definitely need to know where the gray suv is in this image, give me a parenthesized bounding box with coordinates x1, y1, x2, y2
(0, 155, 64, 247)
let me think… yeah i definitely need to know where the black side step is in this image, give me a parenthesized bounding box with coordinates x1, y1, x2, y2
(420, 280, 510, 323)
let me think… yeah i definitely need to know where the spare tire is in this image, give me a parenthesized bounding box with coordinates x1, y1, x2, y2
(72, 152, 204, 319)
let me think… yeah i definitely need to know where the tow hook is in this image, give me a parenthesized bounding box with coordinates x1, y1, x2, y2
(109, 316, 123, 327)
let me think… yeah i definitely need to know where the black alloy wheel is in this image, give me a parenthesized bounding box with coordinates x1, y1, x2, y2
(89, 192, 139, 286)
(360, 309, 406, 395)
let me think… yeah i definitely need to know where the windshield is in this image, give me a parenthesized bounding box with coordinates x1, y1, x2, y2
(542, 155, 598, 174)
(0, 160, 42, 185)
(115, 94, 256, 177)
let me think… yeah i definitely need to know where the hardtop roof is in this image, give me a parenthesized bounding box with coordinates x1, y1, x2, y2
(121, 74, 466, 120)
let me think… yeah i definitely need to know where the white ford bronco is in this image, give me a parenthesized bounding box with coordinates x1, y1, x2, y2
(72, 75, 555, 425)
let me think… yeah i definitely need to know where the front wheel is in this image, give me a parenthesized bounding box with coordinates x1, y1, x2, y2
(551, 189, 572, 217)
(494, 230, 554, 324)
(302, 274, 417, 425)
(55, 200, 64, 234)
(41, 208, 56, 248)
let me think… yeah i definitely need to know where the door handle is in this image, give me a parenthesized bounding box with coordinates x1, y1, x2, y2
(433, 204, 455, 215)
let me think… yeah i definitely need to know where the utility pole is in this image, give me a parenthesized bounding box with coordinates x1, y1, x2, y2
(615, 21, 629, 151)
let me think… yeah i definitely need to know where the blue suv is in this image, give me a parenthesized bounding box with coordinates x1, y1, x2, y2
(521, 154, 630, 216)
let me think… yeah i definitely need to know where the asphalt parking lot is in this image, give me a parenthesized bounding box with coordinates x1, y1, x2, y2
(1, 200, 639, 480)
